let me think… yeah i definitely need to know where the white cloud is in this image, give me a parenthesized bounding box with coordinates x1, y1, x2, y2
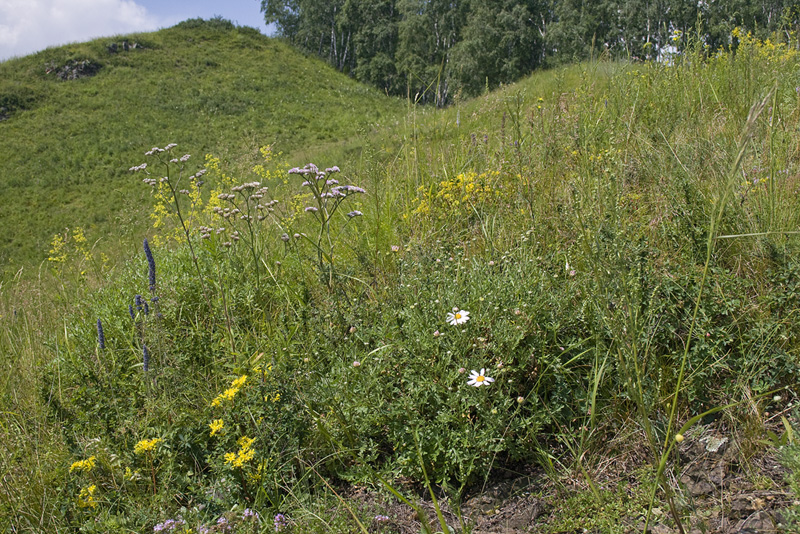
(0, 0, 162, 61)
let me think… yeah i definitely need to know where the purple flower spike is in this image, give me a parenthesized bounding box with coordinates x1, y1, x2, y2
(144, 238, 156, 292)
(97, 318, 105, 349)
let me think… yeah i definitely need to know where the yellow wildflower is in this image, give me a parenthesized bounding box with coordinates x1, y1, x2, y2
(69, 455, 97, 473)
(225, 436, 256, 468)
(134, 438, 162, 455)
(211, 375, 248, 406)
(77, 484, 98, 508)
(209, 419, 224, 437)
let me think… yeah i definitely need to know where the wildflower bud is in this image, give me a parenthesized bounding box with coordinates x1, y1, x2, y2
(128, 304, 135, 320)
(675, 434, 684, 443)
(293, 233, 301, 239)
(458, 367, 466, 374)
(349, 326, 357, 334)
(433, 330, 440, 337)
(135, 294, 144, 311)
(352, 361, 360, 367)
(517, 396, 525, 404)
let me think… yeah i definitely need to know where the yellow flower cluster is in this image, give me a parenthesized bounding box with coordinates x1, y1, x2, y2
(47, 227, 94, 264)
(77, 484, 98, 509)
(203, 153, 238, 217)
(252, 144, 289, 185)
(411, 170, 509, 218)
(47, 233, 68, 264)
(148, 180, 185, 247)
(69, 455, 97, 473)
(209, 419, 224, 437)
(224, 436, 256, 468)
(133, 438, 162, 455)
(211, 375, 248, 407)
(731, 26, 798, 63)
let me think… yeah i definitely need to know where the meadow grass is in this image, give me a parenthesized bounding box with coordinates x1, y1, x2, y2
(2, 25, 800, 533)
(0, 19, 405, 276)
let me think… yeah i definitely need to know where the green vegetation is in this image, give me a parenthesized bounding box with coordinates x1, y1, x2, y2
(2, 18, 800, 534)
(0, 18, 404, 275)
(262, 0, 800, 101)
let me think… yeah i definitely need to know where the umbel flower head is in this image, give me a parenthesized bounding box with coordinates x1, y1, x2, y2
(467, 368, 494, 387)
(446, 309, 470, 326)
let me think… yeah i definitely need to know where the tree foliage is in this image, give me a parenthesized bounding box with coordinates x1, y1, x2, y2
(261, 0, 800, 103)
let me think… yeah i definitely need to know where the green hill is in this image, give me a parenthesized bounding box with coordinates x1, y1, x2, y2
(0, 18, 404, 276)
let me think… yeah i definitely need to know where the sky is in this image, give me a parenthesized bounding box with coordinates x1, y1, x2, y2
(0, 0, 274, 62)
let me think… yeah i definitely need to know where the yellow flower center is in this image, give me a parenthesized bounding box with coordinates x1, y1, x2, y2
(476, 375, 484, 382)
(455, 313, 461, 320)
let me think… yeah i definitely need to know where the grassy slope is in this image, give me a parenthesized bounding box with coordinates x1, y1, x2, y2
(0, 20, 404, 276)
(3, 26, 800, 533)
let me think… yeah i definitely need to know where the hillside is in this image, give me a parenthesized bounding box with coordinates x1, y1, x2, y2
(2, 22, 800, 534)
(0, 18, 404, 276)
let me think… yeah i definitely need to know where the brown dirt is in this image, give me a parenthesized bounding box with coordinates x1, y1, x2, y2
(337, 423, 796, 534)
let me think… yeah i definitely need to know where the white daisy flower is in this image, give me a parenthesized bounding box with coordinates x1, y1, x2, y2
(446, 309, 470, 325)
(467, 368, 494, 387)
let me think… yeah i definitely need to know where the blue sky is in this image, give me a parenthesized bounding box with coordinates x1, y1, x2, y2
(0, 0, 275, 62)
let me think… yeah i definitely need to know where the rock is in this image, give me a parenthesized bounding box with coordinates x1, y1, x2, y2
(681, 475, 715, 496)
(732, 510, 774, 532)
(49, 59, 102, 80)
(731, 495, 767, 516)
